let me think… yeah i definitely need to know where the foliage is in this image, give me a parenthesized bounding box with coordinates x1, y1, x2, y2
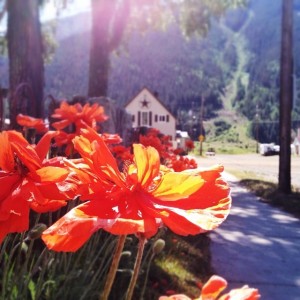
(213, 119, 232, 136)
(108, 23, 231, 117)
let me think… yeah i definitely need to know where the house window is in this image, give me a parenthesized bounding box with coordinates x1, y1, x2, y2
(132, 114, 135, 122)
(142, 111, 148, 125)
(166, 115, 169, 122)
(138, 111, 141, 126)
(159, 115, 165, 122)
(155, 114, 158, 122)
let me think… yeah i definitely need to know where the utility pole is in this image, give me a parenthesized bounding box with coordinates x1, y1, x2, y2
(278, 0, 293, 194)
(255, 105, 260, 153)
(199, 95, 205, 156)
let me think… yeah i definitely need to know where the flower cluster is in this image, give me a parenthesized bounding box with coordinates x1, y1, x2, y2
(159, 275, 260, 300)
(0, 100, 260, 300)
(42, 125, 231, 251)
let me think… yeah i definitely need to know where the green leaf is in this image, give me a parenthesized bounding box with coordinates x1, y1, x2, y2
(28, 280, 36, 300)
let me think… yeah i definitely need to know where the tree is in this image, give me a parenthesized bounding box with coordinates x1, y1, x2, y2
(278, 0, 293, 194)
(88, 0, 130, 97)
(7, 0, 44, 128)
(88, 0, 246, 98)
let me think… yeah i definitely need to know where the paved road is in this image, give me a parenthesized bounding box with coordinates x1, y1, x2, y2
(191, 155, 300, 299)
(194, 153, 300, 189)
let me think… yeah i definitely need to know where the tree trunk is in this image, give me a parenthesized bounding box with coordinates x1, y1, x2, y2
(88, 0, 115, 98)
(7, 0, 44, 128)
(278, 0, 293, 194)
(88, 0, 130, 98)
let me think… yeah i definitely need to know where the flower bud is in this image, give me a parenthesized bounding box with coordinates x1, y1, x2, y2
(27, 223, 47, 240)
(21, 241, 28, 253)
(121, 251, 132, 258)
(152, 239, 165, 255)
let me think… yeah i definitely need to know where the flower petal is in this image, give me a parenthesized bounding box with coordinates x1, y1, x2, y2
(0, 172, 21, 201)
(219, 286, 261, 300)
(133, 144, 160, 188)
(200, 275, 227, 299)
(35, 131, 59, 160)
(153, 172, 204, 201)
(42, 204, 99, 252)
(0, 183, 30, 243)
(74, 129, 125, 187)
(51, 119, 72, 130)
(0, 131, 15, 172)
(8, 130, 42, 171)
(30, 166, 69, 183)
(16, 114, 48, 133)
(159, 295, 192, 300)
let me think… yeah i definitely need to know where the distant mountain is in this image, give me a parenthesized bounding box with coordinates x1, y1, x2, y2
(2, 1, 300, 143)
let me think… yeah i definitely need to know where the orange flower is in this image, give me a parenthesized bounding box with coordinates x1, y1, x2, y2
(52, 131, 76, 157)
(159, 275, 260, 300)
(42, 127, 231, 252)
(16, 113, 48, 133)
(51, 101, 108, 133)
(0, 130, 75, 243)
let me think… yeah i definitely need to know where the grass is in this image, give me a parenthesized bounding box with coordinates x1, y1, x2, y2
(194, 138, 257, 155)
(0, 226, 212, 300)
(131, 230, 212, 299)
(197, 116, 258, 155)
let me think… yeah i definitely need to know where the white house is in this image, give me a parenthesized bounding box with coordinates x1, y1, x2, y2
(124, 87, 176, 140)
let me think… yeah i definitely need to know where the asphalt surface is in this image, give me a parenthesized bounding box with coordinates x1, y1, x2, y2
(191, 155, 300, 299)
(195, 153, 300, 189)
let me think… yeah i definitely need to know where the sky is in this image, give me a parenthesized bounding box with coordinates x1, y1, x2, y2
(41, 0, 91, 21)
(0, 0, 91, 32)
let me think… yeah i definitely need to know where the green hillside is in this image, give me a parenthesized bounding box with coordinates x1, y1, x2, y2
(38, 0, 300, 147)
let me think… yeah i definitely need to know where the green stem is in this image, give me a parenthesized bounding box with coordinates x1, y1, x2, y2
(100, 235, 127, 300)
(125, 235, 147, 300)
(139, 252, 155, 300)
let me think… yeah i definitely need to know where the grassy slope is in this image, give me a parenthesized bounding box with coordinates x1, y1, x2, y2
(203, 9, 257, 154)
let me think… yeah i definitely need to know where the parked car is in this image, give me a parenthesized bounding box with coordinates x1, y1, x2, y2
(259, 143, 279, 156)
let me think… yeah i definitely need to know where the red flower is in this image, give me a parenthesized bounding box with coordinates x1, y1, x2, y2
(166, 155, 198, 172)
(139, 129, 172, 161)
(159, 275, 260, 300)
(0, 130, 75, 243)
(42, 127, 231, 252)
(111, 145, 133, 161)
(185, 139, 195, 151)
(51, 101, 108, 133)
(139, 134, 167, 159)
(16, 113, 48, 133)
